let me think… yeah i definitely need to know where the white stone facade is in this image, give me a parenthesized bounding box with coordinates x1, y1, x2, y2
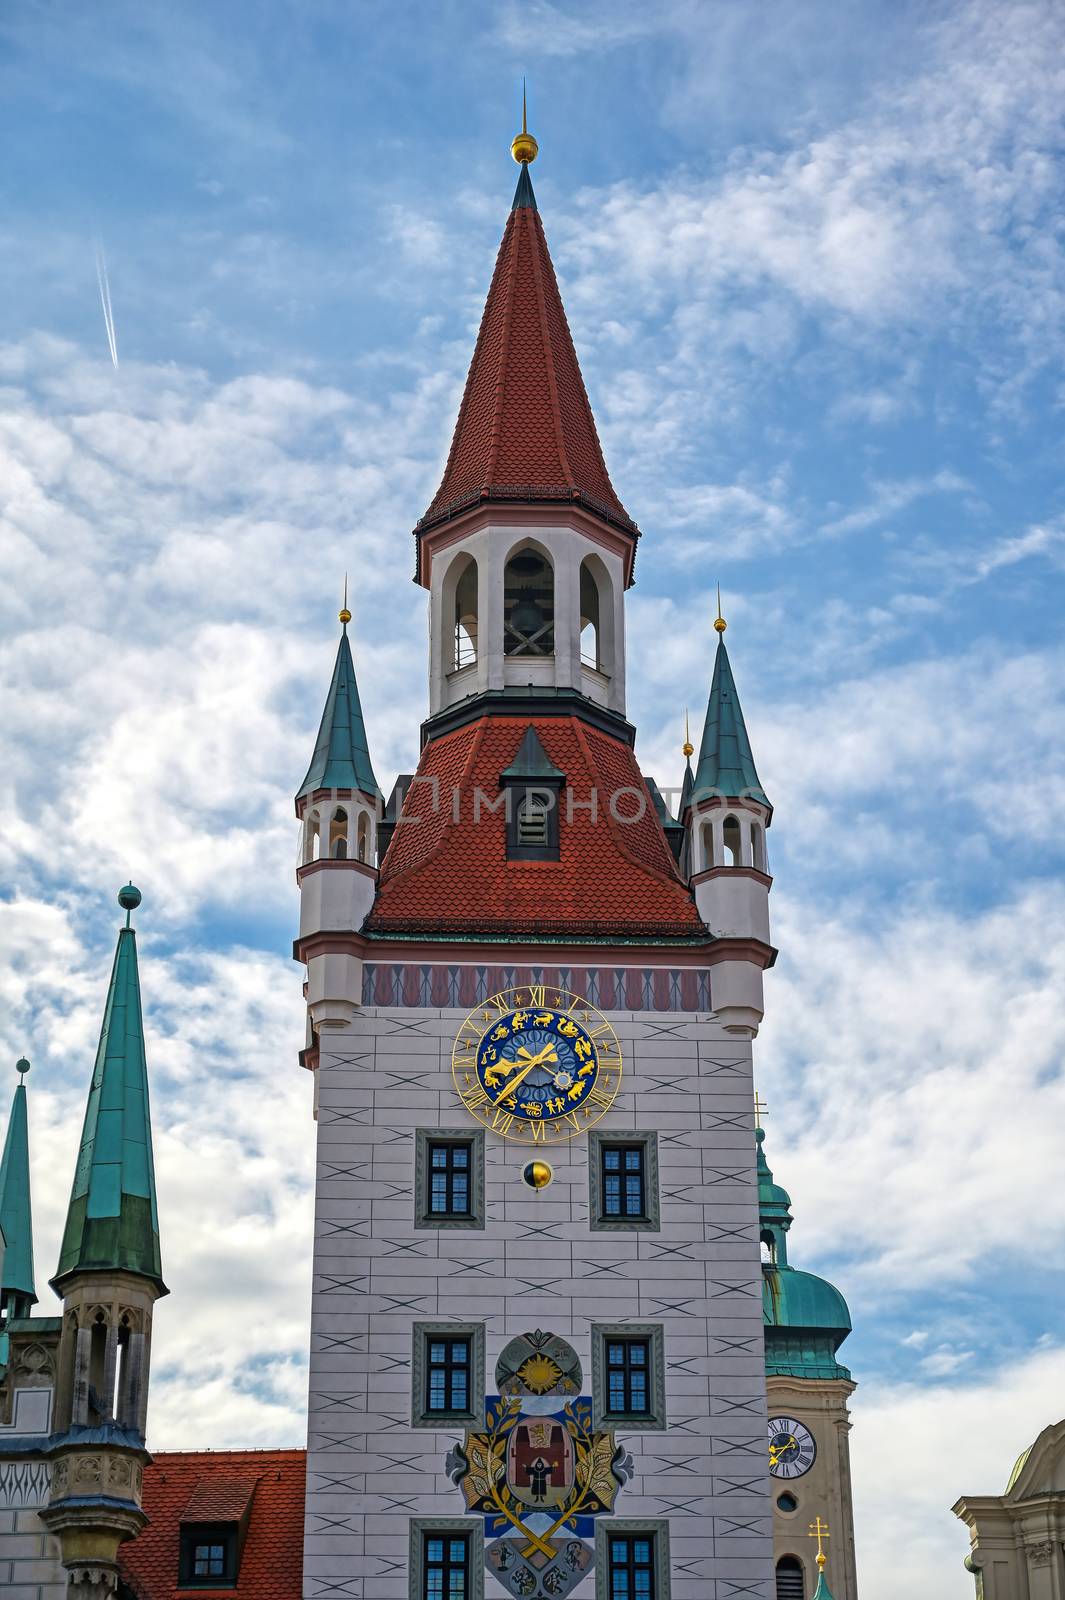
(302, 1002, 772, 1599)
(0, 1390, 64, 1600)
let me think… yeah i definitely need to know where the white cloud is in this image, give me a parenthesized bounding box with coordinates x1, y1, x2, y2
(852, 1343, 1065, 1598)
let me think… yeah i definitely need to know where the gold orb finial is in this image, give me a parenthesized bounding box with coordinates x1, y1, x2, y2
(339, 574, 351, 628)
(511, 78, 538, 164)
(714, 583, 727, 634)
(682, 708, 694, 759)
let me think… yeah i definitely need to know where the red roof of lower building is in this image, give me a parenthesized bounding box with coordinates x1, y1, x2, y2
(368, 715, 703, 938)
(118, 1448, 305, 1600)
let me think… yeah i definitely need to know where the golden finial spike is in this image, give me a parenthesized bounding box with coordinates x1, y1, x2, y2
(754, 1089, 768, 1129)
(809, 1517, 830, 1571)
(682, 708, 694, 760)
(511, 78, 539, 164)
(714, 583, 727, 634)
(339, 574, 351, 628)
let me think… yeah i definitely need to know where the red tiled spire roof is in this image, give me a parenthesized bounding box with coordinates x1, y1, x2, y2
(367, 716, 703, 939)
(416, 165, 637, 546)
(118, 1448, 305, 1600)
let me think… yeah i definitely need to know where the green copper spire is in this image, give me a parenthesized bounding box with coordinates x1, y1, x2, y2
(693, 607, 770, 809)
(0, 1058, 37, 1312)
(759, 1124, 851, 1381)
(52, 886, 165, 1293)
(297, 612, 380, 802)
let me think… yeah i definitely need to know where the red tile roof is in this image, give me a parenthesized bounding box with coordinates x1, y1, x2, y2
(368, 716, 704, 938)
(417, 176, 636, 545)
(118, 1449, 305, 1600)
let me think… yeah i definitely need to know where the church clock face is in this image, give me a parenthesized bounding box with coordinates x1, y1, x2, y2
(451, 986, 622, 1143)
(768, 1417, 816, 1479)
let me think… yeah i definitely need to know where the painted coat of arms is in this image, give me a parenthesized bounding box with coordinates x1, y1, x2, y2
(446, 1330, 633, 1599)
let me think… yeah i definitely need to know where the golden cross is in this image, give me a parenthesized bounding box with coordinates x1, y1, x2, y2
(808, 1516, 830, 1569)
(754, 1089, 769, 1129)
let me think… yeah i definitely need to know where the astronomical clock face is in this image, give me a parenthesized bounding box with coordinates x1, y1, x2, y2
(768, 1416, 817, 1479)
(451, 986, 623, 1144)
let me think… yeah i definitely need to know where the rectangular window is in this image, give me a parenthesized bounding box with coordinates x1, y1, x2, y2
(592, 1323, 666, 1431)
(606, 1338, 650, 1416)
(410, 1520, 483, 1600)
(607, 1533, 656, 1600)
(602, 1144, 646, 1219)
(429, 1141, 471, 1218)
(588, 1132, 659, 1232)
(178, 1524, 238, 1587)
(423, 1531, 469, 1600)
(415, 1129, 485, 1231)
(426, 1337, 469, 1416)
(412, 1323, 484, 1428)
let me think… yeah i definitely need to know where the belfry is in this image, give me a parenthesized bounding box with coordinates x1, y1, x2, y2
(295, 113, 788, 1600)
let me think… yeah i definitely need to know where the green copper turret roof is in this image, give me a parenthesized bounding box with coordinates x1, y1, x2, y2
(693, 634, 769, 809)
(0, 1066, 36, 1306)
(812, 1568, 836, 1599)
(297, 625, 380, 802)
(53, 887, 165, 1294)
(759, 1125, 851, 1381)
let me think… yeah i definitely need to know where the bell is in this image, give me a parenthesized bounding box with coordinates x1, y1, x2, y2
(511, 590, 544, 637)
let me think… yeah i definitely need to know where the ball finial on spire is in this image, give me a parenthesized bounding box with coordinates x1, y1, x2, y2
(118, 882, 142, 912)
(714, 583, 727, 634)
(511, 78, 538, 164)
(16, 1057, 30, 1080)
(339, 574, 351, 628)
(682, 708, 694, 760)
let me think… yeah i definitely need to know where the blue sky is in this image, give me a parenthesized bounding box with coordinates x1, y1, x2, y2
(1, 2, 1063, 1593)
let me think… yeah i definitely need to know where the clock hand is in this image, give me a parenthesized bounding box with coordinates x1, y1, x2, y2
(490, 1057, 542, 1104)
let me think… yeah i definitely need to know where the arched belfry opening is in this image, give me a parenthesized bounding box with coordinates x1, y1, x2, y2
(579, 559, 600, 669)
(453, 556, 478, 670)
(775, 1555, 805, 1599)
(503, 547, 554, 656)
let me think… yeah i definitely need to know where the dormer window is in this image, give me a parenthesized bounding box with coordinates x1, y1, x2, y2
(177, 1475, 257, 1590)
(500, 728, 565, 862)
(179, 1524, 238, 1588)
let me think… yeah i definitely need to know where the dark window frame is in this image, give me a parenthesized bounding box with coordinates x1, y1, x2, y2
(178, 1523, 238, 1589)
(504, 781, 562, 861)
(425, 1335, 470, 1417)
(409, 1518, 484, 1600)
(588, 1131, 660, 1233)
(591, 1323, 667, 1431)
(411, 1322, 485, 1429)
(415, 1128, 485, 1231)
(422, 1529, 469, 1600)
(595, 1521, 671, 1600)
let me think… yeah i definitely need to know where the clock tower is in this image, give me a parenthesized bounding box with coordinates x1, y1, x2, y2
(296, 120, 777, 1600)
(758, 1124, 857, 1599)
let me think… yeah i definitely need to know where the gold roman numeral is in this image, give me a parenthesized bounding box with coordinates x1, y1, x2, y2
(490, 1108, 514, 1135)
(528, 986, 545, 1007)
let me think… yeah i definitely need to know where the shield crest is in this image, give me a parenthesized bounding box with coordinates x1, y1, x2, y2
(444, 1330, 634, 1600)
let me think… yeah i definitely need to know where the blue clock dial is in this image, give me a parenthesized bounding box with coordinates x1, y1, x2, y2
(452, 988, 623, 1143)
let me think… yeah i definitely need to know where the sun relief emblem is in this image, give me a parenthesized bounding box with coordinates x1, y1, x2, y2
(446, 1330, 632, 1600)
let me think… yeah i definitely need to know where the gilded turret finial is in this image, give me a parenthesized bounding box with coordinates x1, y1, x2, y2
(809, 1516, 830, 1571)
(339, 574, 351, 629)
(511, 78, 539, 165)
(754, 1089, 768, 1130)
(714, 583, 727, 634)
(682, 709, 694, 760)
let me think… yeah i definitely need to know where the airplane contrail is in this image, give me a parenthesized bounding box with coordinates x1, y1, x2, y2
(95, 244, 118, 368)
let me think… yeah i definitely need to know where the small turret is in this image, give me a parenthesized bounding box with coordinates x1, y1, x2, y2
(686, 597, 774, 1032)
(0, 1058, 37, 1322)
(296, 602, 381, 1029)
(43, 884, 165, 1598)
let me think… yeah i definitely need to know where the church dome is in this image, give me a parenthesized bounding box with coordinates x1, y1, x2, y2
(763, 1266, 851, 1336)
